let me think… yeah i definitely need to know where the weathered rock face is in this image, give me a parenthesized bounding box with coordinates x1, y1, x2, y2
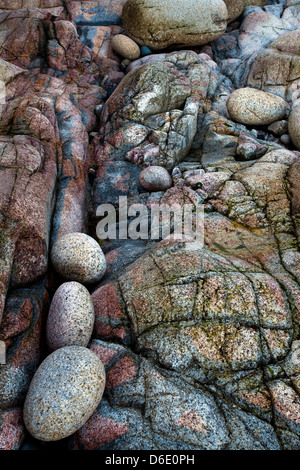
(0, 5, 106, 446)
(224, 0, 268, 22)
(0, 408, 24, 450)
(92, 50, 235, 208)
(70, 232, 300, 449)
(122, 0, 228, 50)
(0, 8, 106, 321)
(1, 0, 300, 453)
(118, 241, 293, 376)
(0, 285, 46, 410)
(213, 6, 299, 99)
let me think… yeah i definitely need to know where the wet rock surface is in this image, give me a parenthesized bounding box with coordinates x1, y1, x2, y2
(0, 0, 300, 452)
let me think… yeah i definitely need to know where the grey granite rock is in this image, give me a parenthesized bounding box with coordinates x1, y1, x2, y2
(138, 166, 172, 192)
(122, 0, 228, 50)
(23, 346, 105, 441)
(46, 282, 95, 351)
(51, 233, 106, 284)
(227, 87, 289, 125)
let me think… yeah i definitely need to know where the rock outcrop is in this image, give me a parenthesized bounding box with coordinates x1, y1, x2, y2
(1, 0, 300, 452)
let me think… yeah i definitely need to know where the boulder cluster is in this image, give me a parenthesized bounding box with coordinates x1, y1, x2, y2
(0, 0, 300, 451)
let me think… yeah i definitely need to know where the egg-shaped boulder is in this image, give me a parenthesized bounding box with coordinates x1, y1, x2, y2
(23, 346, 105, 441)
(138, 166, 173, 192)
(46, 282, 95, 352)
(51, 232, 106, 284)
(122, 0, 228, 50)
(227, 87, 289, 126)
(288, 105, 300, 151)
(111, 34, 140, 60)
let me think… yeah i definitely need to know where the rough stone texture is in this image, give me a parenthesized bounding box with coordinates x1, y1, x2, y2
(78, 25, 125, 95)
(224, 0, 246, 22)
(51, 233, 107, 284)
(91, 50, 235, 211)
(224, 0, 268, 22)
(227, 87, 289, 125)
(2, 0, 300, 452)
(288, 105, 300, 150)
(212, 4, 300, 103)
(67, 0, 127, 26)
(0, 8, 106, 321)
(46, 282, 95, 351)
(138, 166, 173, 192)
(268, 120, 289, 136)
(122, 0, 228, 50)
(0, 284, 46, 410)
(71, 215, 300, 449)
(23, 346, 106, 441)
(0, 408, 25, 450)
(0, 6, 108, 448)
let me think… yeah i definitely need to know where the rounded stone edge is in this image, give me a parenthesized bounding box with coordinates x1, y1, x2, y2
(23, 346, 106, 442)
(50, 232, 107, 285)
(46, 281, 95, 352)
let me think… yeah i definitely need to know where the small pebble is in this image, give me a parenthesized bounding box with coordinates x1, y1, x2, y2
(280, 134, 291, 146)
(111, 34, 140, 60)
(94, 104, 103, 116)
(51, 232, 106, 284)
(138, 166, 173, 192)
(120, 59, 131, 69)
(140, 46, 152, 57)
(46, 282, 95, 352)
(23, 346, 106, 441)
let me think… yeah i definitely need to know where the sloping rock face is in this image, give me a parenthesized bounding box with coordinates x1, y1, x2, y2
(70, 237, 299, 450)
(0, 5, 105, 447)
(1, 0, 300, 452)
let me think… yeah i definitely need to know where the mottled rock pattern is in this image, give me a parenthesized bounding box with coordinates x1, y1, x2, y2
(91, 50, 235, 210)
(2, 0, 300, 452)
(0, 408, 24, 450)
(0, 285, 46, 410)
(46, 282, 95, 351)
(227, 87, 289, 125)
(51, 233, 107, 284)
(74, 145, 300, 450)
(67, 0, 127, 26)
(122, 0, 228, 50)
(23, 346, 105, 441)
(138, 166, 172, 192)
